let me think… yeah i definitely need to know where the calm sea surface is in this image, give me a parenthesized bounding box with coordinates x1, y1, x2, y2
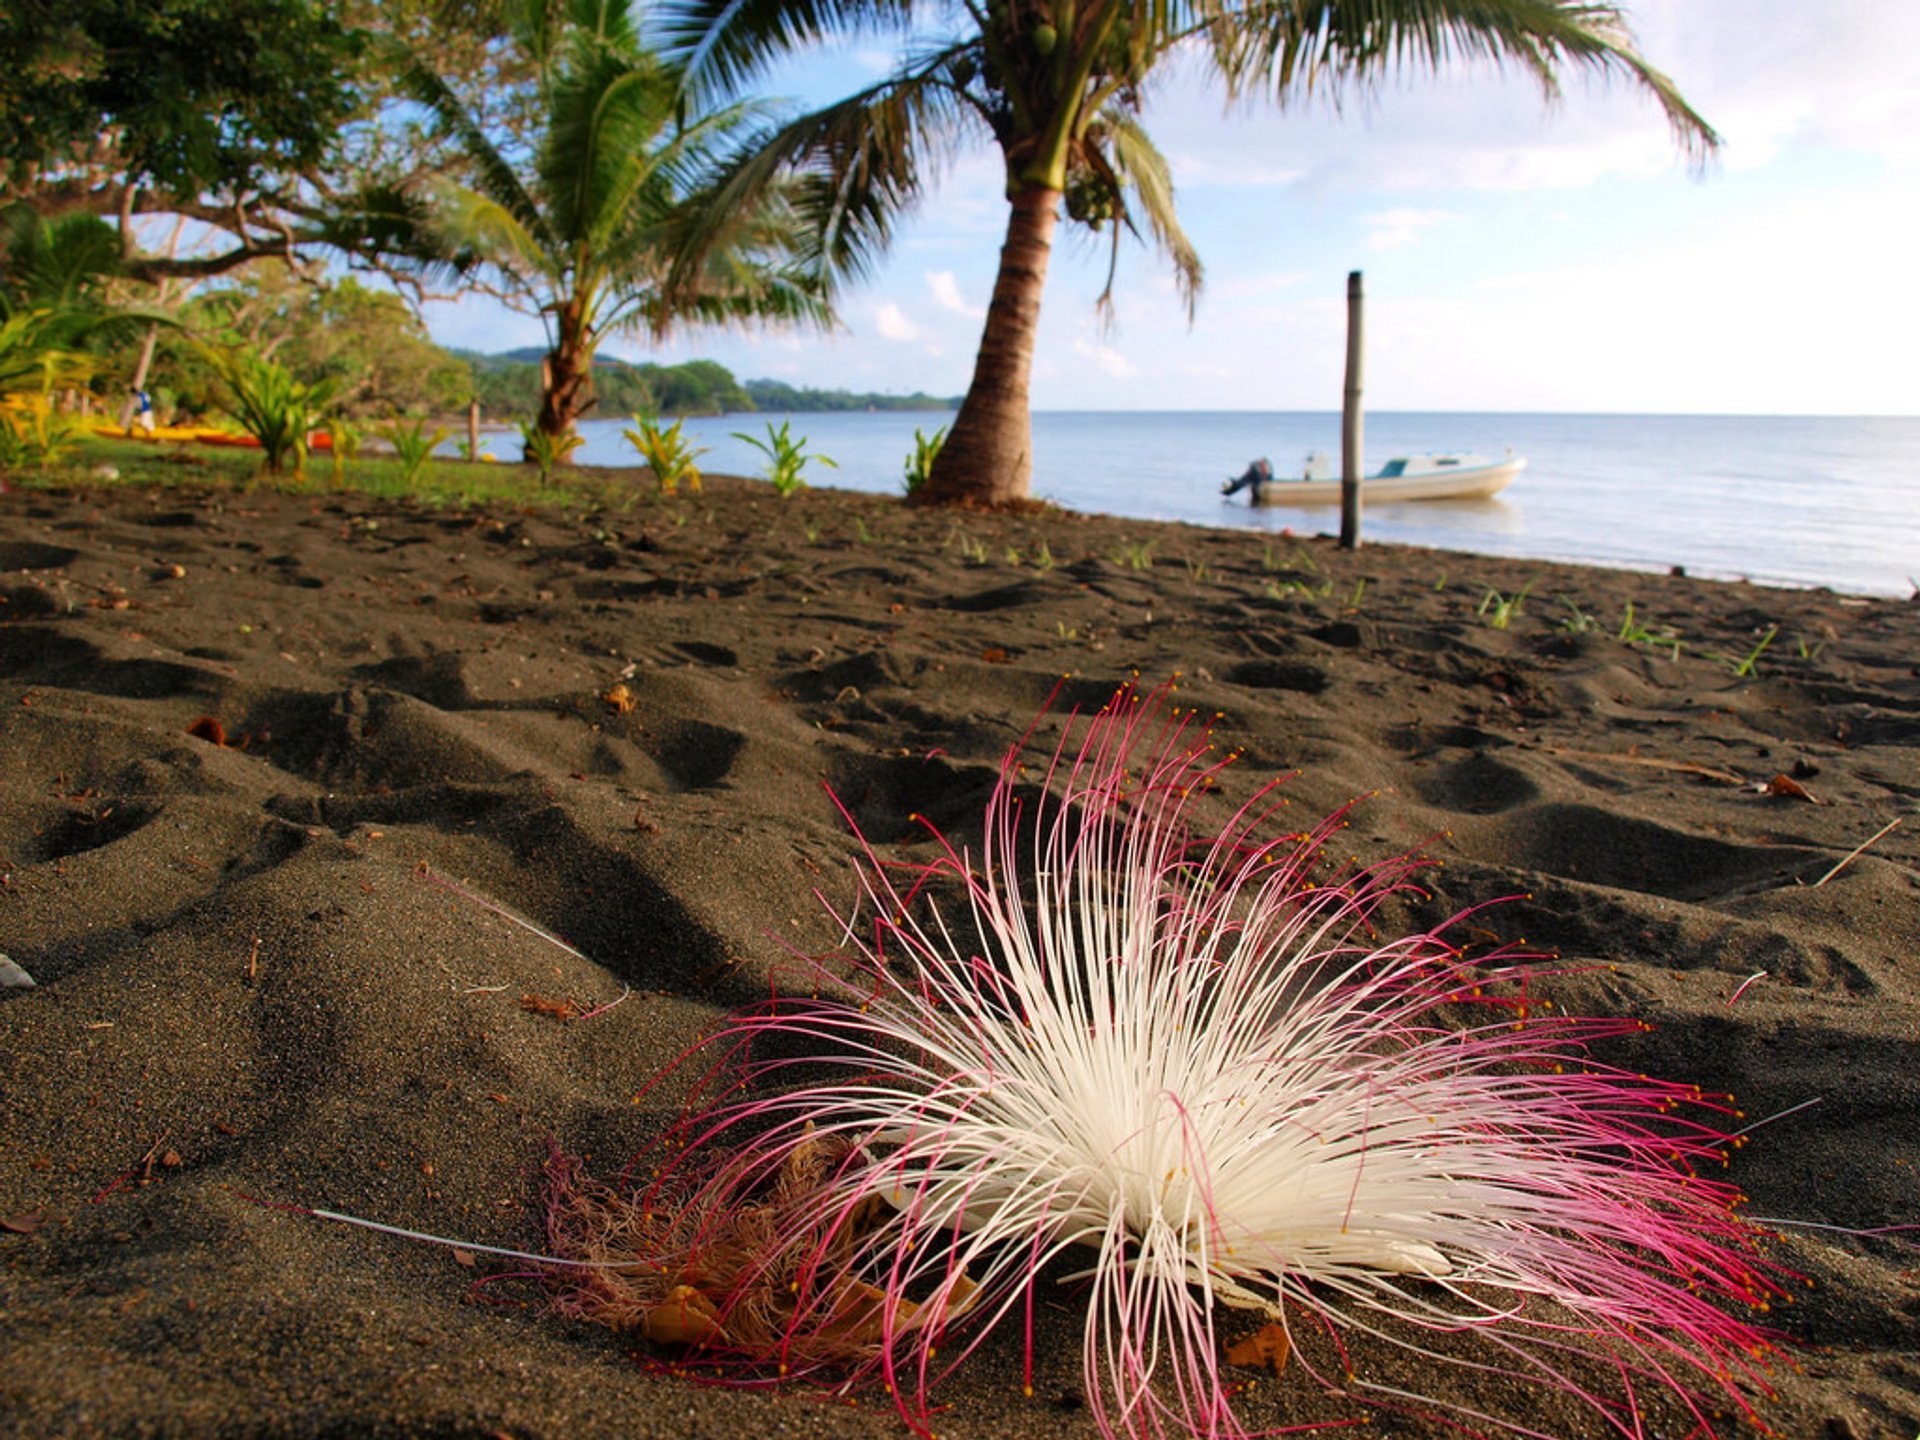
(569, 411, 1920, 597)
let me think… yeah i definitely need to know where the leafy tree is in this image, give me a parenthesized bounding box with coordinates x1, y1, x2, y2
(391, 0, 832, 458)
(662, 0, 1718, 507)
(638, 359, 752, 414)
(147, 270, 470, 419)
(0, 0, 359, 203)
(277, 278, 472, 416)
(0, 1, 548, 293)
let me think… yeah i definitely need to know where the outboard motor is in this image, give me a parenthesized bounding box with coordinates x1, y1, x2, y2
(1223, 457, 1274, 499)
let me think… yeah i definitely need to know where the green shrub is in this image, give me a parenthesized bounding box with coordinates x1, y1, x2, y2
(902, 424, 946, 497)
(734, 419, 834, 497)
(202, 343, 337, 477)
(382, 416, 450, 488)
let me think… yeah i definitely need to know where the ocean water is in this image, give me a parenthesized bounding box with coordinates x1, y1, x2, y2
(568, 411, 1920, 597)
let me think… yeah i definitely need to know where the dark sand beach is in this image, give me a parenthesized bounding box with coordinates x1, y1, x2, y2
(2, 474, 1916, 1438)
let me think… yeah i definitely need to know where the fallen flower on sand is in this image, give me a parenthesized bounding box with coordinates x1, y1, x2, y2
(541, 681, 1786, 1438)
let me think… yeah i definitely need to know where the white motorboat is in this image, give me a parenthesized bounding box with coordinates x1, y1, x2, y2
(1224, 450, 1524, 505)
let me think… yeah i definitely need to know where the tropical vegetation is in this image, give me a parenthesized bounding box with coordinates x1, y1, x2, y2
(381, 0, 834, 458)
(0, 1, 1714, 513)
(660, 0, 1718, 507)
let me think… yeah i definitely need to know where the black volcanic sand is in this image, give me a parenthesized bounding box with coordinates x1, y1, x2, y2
(1, 475, 1916, 1439)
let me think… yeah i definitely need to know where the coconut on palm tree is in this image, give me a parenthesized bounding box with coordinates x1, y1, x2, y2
(662, 0, 1717, 508)
(390, 0, 834, 460)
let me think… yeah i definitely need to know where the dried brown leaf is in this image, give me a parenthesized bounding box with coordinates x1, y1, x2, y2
(1225, 1321, 1292, 1377)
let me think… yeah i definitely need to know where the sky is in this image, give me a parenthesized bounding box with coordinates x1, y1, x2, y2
(420, 1, 1920, 416)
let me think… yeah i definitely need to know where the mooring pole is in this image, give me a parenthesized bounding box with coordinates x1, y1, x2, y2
(468, 398, 481, 461)
(1339, 270, 1364, 550)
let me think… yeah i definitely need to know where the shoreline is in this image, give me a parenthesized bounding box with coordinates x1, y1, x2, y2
(2, 477, 1916, 1438)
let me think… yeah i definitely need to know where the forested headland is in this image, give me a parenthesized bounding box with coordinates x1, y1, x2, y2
(459, 349, 958, 422)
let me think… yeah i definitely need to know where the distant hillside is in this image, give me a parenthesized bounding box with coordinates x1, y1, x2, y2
(451, 348, 957, 417)
(740, 377, 958, 413)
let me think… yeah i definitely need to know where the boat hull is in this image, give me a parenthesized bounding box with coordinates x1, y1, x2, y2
(1247, 455, 1523, 506)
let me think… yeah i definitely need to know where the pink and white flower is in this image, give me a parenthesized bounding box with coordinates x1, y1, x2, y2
(581, 682, 1783, 1438)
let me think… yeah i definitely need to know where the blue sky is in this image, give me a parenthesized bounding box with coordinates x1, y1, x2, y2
(421, 1, 1920, 416)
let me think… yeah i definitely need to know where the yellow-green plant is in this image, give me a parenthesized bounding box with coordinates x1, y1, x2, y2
(518, 419, 585, 485)
(383, 416, 449, 488)
(327, 418, 365, 487)
(623, 413, 707, 494)
(0, 311, 94, 466)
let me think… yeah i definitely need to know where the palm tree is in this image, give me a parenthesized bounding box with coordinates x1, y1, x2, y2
(661, 1, 1717, 508)
(394, 0, 833, 457)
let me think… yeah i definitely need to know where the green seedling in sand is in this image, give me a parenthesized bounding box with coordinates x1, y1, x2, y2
(1478, 580, 1533, 630)
(1349, 577, 1368, 608)
(382, 417, 449, 489)
(1618, 601, 1683, 659)
(1731, 624, 1779, 678)
(1265, 576, 1327, 604)
(854, 516, 879, 545)
(735, 419, 834, 497)
(1031, 541, 1055, 572)
(1109, 539, 1155, 571)
(1184, 558, 1210, 583)
(1558, 597, 1598, 634)
(623, 413, 706, 494)
(1797, 634, 1828, 662)
(947, 527, 990, 566)
(902, 424, 947, 498)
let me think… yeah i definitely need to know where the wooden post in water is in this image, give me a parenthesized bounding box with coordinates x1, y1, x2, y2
(1339, 270, 1364, 550)
(467, 398, 481, 461)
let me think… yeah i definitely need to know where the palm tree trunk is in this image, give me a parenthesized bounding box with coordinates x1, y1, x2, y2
(920, 184, 1060, 507)
(531, 300, 594, 462)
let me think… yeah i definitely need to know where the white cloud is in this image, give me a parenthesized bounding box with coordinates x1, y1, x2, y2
(927, 270, 983, 319)
(1364, 207, 1457, 251)
(873, 301, 923, 342)
(1074, 339, 1138, 380)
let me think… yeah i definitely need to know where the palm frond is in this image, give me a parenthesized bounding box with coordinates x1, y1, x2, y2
(657, 0, 916, 103)
(419, 182, 554, 286)
(0, 207, 125, 314)
(382, 33, 556, 249)
(669, 52, 981, 312)
(1213, 0, 1718, 160)
(1102, 110, 1203, 320)
(0, 311, 97, 397)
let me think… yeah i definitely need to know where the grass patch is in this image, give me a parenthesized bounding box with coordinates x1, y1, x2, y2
(24, 433, 664, 516)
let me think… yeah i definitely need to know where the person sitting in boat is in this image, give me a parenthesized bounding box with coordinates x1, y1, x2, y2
(1222, 456, 1273, 500)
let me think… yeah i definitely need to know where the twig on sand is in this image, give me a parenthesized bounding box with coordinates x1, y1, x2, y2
(414, 862, 588, 960)
(1545, 746, 1746, 786)
(250, 1196, 632, 1270)
(1812, 816, 1905, 887)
